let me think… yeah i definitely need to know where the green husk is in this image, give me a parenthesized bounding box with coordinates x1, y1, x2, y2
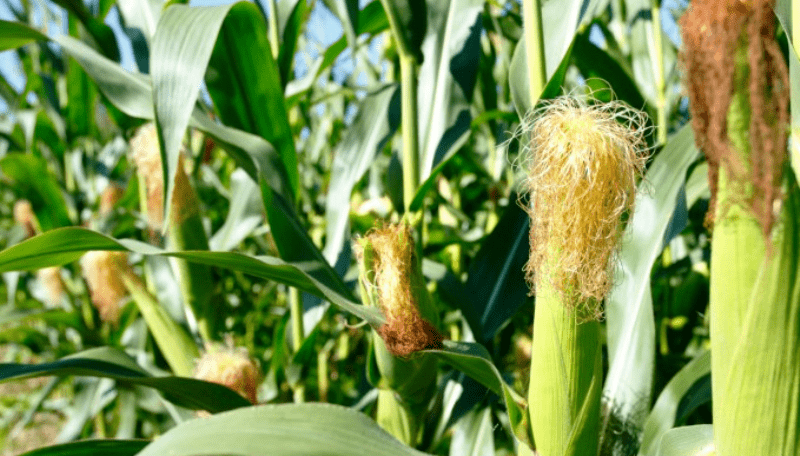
(122, 272, 198, 377)
(528, 281, 602, 456)
(357, 223, 441, 446)
(709, 33, 800, 456)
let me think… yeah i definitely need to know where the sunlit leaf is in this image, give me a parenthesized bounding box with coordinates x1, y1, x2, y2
(0, 347, 251, 413)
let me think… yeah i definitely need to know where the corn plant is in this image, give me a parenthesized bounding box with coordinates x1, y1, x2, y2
(0, 0, 796, 455)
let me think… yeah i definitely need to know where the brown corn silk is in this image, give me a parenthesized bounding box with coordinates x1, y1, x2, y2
(358, 223, 443, 357)
(517, 96, 648, 319)
(99, 184, 124, 216)
(680, 0, 788, 237)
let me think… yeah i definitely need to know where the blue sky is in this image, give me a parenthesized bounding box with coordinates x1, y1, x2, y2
(0, 0, 684, 116)
(0, 0, 350, 113)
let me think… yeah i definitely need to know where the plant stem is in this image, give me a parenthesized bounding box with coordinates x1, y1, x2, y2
(399, 54, 420, 213)
(522, 0, 547, 106)
(289, 287, 304, 350)
(267, 0, 280, 59)
(650, 0, 667, 144)
(289, 286, 305, 402)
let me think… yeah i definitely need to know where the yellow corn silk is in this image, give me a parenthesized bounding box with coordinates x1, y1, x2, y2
(515, 95, 648, 456)
(195, 343, 261, 405)
(81, 251, 131, 326)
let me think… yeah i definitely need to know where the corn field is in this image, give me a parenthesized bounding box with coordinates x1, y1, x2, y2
(0, 0, 796, 454)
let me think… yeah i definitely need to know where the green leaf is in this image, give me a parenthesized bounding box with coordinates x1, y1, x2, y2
(135, 403, 431, 456)
(324, 0, 360, 50)
(277, 0, 309, 87)
(151, 3, 235, 230)
(0, 227, 126, 272)
(775, 0, 791, 42)
(18, 439, 149, 456)
(285, 1, 388, 103)
(640, 351, 711, 456)
(0, 227, 380, 327)
(49, 0, 120, 61)
(0, 347, 251, 413)
(462, 202, 530, 344)
(323, 84, 399, 263)
(509, 0, 607, 116)
(655, 425, 714, 456)
(602, 125, 699, 442)
(417, 0, 483, 181)
(572, 30, 648, 111)
(428, 341, 531, 448)
(408, 110, 472, 212)
(209, 169, 263, 251)
(65, 17, 98, 141)
(151, 3, 342, 293)
(449, 407, 495, 456)
(50, 33, 346, 299)
(625, 0, 675, 107)
(55, 35, 153, 119)
(509, 35, 575, 118)
(116, 0, 161, 41)
(0, 20, 47, 52)
(0, 154, 73, 232)
(121, 274, 199, 377)
(378, 0, 426, 61)
(205, 2, 298, 197)
(0, 307, 79, 328)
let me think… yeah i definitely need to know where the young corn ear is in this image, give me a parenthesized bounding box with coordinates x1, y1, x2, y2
(129, 123, 216, 341)
(355, 222, 442, 446)
(357, 222, 443, 357)
(195, 343, 261, 405)
(36, 267, 65, 308)
(515, 95, 648, 456)
(80, 251, 131, 326)
(99, 184, 124, 217)
(13, 199, 37, 238)
(680, 0, 796, 454)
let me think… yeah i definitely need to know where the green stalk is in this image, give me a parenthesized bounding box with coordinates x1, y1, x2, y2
(122, 271, 198, 377)
(528, 281, 602, 456)
(289, 286, 305, 403)
(399, 54, 420, 214)
(370, 3, 430, 444)
(167, 209, 214, 342)
(267, 0, 280, 60)
(650, 0, 667, 144)
(522, 0, 547, 106)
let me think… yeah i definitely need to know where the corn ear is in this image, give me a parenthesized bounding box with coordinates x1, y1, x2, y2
(709, 43, 800, 456)
(356, 222, 441, 446)
(712, 169, 800, 455)
(131, 124, 215, 341)
(528, 282, 602, 456)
